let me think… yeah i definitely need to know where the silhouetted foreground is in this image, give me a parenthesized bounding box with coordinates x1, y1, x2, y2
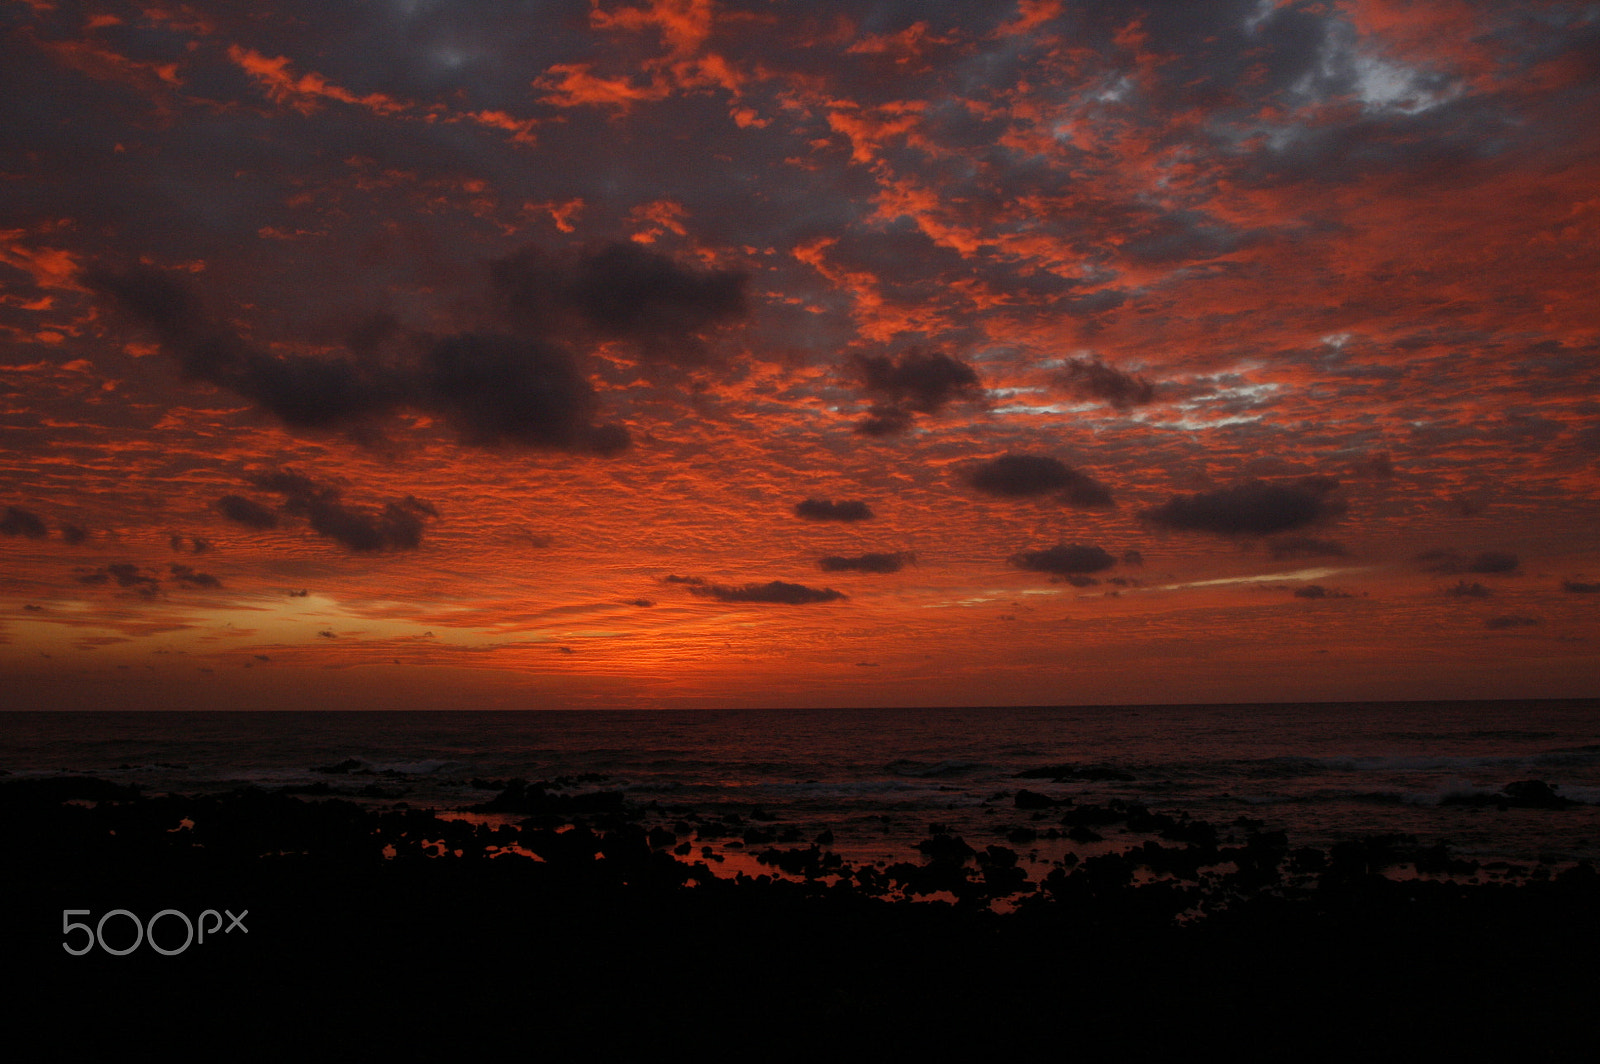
(8, 777, 1596, 1059)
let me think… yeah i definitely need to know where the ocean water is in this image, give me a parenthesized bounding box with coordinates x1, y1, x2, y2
(3, 700, 1597, 871)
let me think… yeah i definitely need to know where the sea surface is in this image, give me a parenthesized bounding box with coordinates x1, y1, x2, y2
(4, 700, 1598, 872)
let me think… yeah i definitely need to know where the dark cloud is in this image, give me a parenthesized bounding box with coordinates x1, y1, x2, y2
(299, 495, 434, 553)
(683, 580, 847, 605)
(855, 408, 915, 437)
(84, 265, 399, 430)
(967, 455, 1114, 507)
(247, 470, 438, 552)
(1563, 580, 1600, 594)
(77, 563, 161, 598)
(106, 563, 159, 592)
(86, 265, 629, 453)
(1142, 478, 1344, 536)
(1057, 357, 1155, 409)
(794, 499, 874, 522)
(1414, 549, 1457, 573)
(1415, 550, 1520, 575)
(168, 534, 212, 554)
(847, 347, 983, 435)
(59, 524, 89, 545)
(1292, 585, 1351, 599)
(1486, 615, 1540, 629)
(2, 506, 48, 539)
(1270, 536, 1349, 560)
(1121, 550, 1144, 567)
(169, 564, 222, 589)
(663, 574, 706, 586)
(1349, 452, 1395, 480)
(248, 469, 322, 497)
(1009, 544, 1117, 578)
(422, 333, 628, 453)
(1444, 581, 1492, 599)
(818, 551, 913, 573)
(217, 495, 280, 530)
(491, 241, 747, 363)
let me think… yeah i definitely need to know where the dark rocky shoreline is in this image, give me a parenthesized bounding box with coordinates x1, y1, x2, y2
(8, 775, 1597, 1058)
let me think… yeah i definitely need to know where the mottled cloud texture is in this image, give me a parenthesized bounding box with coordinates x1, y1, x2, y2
(2, 0, 1597, 708)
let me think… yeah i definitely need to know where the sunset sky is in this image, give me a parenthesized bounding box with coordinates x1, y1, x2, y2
(2, 0, 1597, 711)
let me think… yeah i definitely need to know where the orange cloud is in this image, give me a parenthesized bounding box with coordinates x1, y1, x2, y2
(463, 110, 539, 145)
(825, 100, 930, 166)
(227, 45, 409, 117)
(629, 199, 690, 244)
(534, 63, 671, 112)
(590, 0, 718, 57)
(30, 30, 183, 105)
(0, 231, 83, 291)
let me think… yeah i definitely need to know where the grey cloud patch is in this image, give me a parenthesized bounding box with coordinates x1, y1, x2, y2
(2, 506, 48, 539)
(299, 495, 434, 553)
(1415, 550, 1520, 575)
(855, 407, 914, 437)
(77, 563, 161, 598)
(422, 333, 628, 453)
(1444, 581, 1492, 599)
(85, 265, 628, 454)
(1142, 478, 1344, 536)
(967, 455, 1113, 507)
(491, 241, 748, 364)
(84, 266, 398, 429)
(217, 495, 280, 530)
(1562, 580, 1600, 594)
(1009, 544, 1117, 579)
(1293, 585, 1351, 599)
(169, 564, 222, 589)
(818, 551, 913, 573)
(247, 469, 438, 552)
(1057, 357, 1155, 409)
(105, 563, 158, 592)
(1467, 551, 1520, 574)
(60, 524, 89, 545)
(847, 347, 983, 436)
(1486, 615, 1540, 629)
(680, 579, 847, 605)
(169, 534, 212, 554)
(794, 498, 874, 522)
(72, 561, 222, 594)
